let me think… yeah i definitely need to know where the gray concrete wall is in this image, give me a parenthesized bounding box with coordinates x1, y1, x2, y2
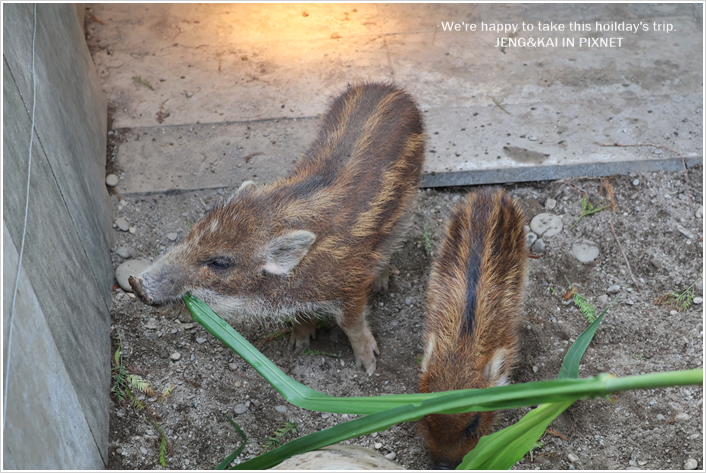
(2, 3, 113, 469)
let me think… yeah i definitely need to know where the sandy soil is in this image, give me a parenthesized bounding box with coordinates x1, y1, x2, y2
(105, 142, 703, 469)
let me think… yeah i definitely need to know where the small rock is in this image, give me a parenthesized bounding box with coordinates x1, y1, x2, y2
(525, 232, 537, 247)
(632, 179, 640, 186)
(234, 380, 242, 388)
(106, 174, 119, 187)
(674, 223, 694, 240)
(530, 213, 563, 237)
(695, 206, 703, 219)
(606, 285, 621, 294)
(140, 447, 148, 455)
(251, 399, 262, 408)
(159, 350, 169, 359)
(229, 363, 239, 371)
(684, 458, 698, 470)
(170, 352, 182, 361)
(528, 135, 538, 141)
(116, 447, 123, 454)
(408, 446, 422, 454)
(190, 354, 195, 361)
(196, 337, 207, 344)
(115, 217, 130, 232)
(571, 239, 600, 263)
(531, 239, 546, 253)
(129, 226, 136, 234)
(653, 148, 663, 155)
(532, 366, 538, 373)
(322, 413, 330, 419)
(275, 405, 287, 413)
(374, 443, 383, 450)
(115, 259, 151, 292)
(674, 412, 690, 422)
(234, 404, 248, 415)
(656, 414, 665, 421)
(693, 297, 703, 305)
(145, 318, 158, 330)
(405, 297, 412, 306)
(183, 323, 195, 329)
(597, 294, 609, 305)
(568, 453, 578, 463)
(544, 198, 556, 210)
(115, 246, 134, 259)
(167, 232, 178, 241)
(385, 452, 396, 461)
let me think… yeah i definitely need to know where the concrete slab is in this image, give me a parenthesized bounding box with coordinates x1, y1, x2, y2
(3, 3, 114, 303)
(3, 60, 110, 464)
(3, 224, 104, 470)
(89, 3, 702, 194)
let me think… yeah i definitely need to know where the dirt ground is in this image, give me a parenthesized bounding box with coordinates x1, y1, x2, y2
(104, 120, 704, 471)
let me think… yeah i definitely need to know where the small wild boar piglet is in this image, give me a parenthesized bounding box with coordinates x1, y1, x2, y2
(129, 82, 425, 374)
(417, 190, 527, 469)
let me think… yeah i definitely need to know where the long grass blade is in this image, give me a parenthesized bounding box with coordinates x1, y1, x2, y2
(558, 294, 617, 380)
(458, 400, 575, 470)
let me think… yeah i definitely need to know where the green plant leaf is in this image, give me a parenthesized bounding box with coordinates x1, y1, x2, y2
(558, 294, 618, 380)
(216, 416, 248, 470)
(458, 400, 575, 470)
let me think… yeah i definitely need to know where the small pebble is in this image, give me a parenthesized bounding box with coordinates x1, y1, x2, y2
(405, 297, 412, 306)
(693, 297, 702, 305)
(167, 232, 178, 241)
(532, 366, 538, 373)
(632, 179, 640, 186)
(140, 447, 147, 455)
(530, 213, 563, 237)
(597, 294, 609, 305)
(170, 352, 182, 361)
(674, 412, 690, 422)
(229, 363, 239, 371)
(656, 414, 665, 421)
(196, 337, 207, 344)
(115, 246, 134, 259)
(606, 285, 621, 294)
(275, 405, 287, 413)
(144, 318, 158, 330)
(571, 239, 600, 263)
(568, 453, 578, 463)
(374, 442, 383, 450)
(234, 381, 242, 388)
(115, 259, 151, 292)
(106, 174, 119, 187)
(684, 458, 698, 470)
(531, 239, 546, 253)
(322, 413, 330, 419)
(234, 404, 248, 415)
(114, 217, 130, 232)
(159, 350, 169, 359)
(695, 206, 703, 219)
(116, 448, 123, 454)
(528, 135, 538, 141)
(675, 223, 695, 240)
(129, 226, 136, 234)
(525, 232, 537, 247)
(385, 452, 396, 461)
(653, 148, 663, 155)
(544, 198, 556, 210)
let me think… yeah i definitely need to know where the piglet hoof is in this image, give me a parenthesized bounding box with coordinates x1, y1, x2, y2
(288, 321, 316, 355)
(354, 340, 380, 375)
(372, 265, 390, 293)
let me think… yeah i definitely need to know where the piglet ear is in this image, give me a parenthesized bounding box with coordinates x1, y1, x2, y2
(262, 230, 316, 275)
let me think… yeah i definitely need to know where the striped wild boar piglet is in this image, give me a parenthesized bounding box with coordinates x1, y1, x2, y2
(129, 82, 425, 374)
(417, 190, 527, 469)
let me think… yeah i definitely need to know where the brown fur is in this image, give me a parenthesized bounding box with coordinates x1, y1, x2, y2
(417, 190, 527, 469)
(129, 82, 425, 374)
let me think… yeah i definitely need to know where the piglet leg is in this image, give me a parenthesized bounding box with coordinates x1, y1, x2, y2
(340, 306, 380, 375)
(288, 314, 316, 355)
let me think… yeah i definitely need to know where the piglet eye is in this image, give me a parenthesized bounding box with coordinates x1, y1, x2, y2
(204, 257, 235, 270)
(462, 414, 481, 439)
